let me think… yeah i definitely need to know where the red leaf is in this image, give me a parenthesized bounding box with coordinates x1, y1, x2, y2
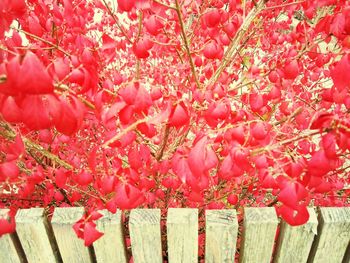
(310, 113, 334, 130)
(145, 15, 163, 35)
(83, 222, 103, 246)
(0, 161, 19, 181)
(172, 154, 192, 184)
(330, 54, 350, 91)
(118, 0, 136, 12)
(277, 205, 309, 226)
(18, 52, 54, 94)
(308, 150, 333, 177)
(203, 9, 221, 28)
(278, 182, 308, 210)
(203, 41, 222, 59)
(56, 169, 68, 188)
(0, 96, 22, 123)
(283, 60, 299, 80)
(169, 103, 189, 128)
(76, 171, 93, 186)
(218, 154, 233, 180)
(0, 212, 16, 237)
(6, 135, 24, 161)
(114, 183, 144, 209)
(134, 86, 152, 114)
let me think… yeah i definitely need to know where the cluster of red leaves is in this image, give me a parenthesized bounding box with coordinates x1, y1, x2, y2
(0, 0, 350, 245)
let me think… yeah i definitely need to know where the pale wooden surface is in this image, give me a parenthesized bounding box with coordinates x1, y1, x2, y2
(167, 208, 198, 263)
(51, 207, 92, 263)
(15, 208, 60, 263)
(239, 207, 278, 263)
(94, 210, 127, 263)
(0, 209, 23, 263)
(205, 209, 238, 263)
(129, 209, 162, 263)
(274, 207, 318, 263)
(308, 207, 350, 263)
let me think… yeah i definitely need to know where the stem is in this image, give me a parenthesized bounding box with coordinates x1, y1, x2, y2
(175, 0, 201, 89)
(0, 121, 73, 170)
(207, 0, 266, 89)
(101, 0, 132, 43)
(102, 117, 150, 148)
(11, 27, 70, 56)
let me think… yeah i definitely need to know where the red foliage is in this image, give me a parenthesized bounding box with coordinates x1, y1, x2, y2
(0, 0, 349, 246)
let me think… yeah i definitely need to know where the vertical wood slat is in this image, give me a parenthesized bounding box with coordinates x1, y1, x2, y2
(129, 209, 162, 263)
(51, 207, 92, 263)
(15, 208, 60, 263)
(274, 207, 318, 263)
(0, 209, 24, 263)
(205, 209, 238, 263)
(239, 207, 278, 263)
(167, 208, 198, 263)
(94, 210, 127, 263)
(307, 207, 350, 263)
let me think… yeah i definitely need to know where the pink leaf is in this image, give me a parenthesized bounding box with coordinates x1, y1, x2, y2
(83, 222, 103, 246)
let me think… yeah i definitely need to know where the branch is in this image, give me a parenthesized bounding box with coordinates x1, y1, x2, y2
(102, 116, 150, 148)
(0, 121, 73, 170)
(175, 0, 201, 89)
(11, 27, 70, 56)
(207, 0, 266, 89)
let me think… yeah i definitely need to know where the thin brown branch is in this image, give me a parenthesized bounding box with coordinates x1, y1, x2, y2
(0, 121, 73, 170)
(175, 0, 201, 89)
(207, 0, 266, 89)
(11, 27, 71, 56)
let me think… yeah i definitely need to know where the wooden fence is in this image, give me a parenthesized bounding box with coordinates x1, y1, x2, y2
(0, 207, 349, 263)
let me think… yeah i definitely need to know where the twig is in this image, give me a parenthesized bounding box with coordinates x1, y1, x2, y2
(175, 0, 201, 89)
(11, 27, 70, 56)
(207, 0, 266, 89)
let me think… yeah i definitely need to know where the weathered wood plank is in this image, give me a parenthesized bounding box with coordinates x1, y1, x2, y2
(15, 208, 60, 263)
(167, 208, 198, 263)
(51, 207, 92, 263)
(94, 210, 127, 263)
(239, 207, 278, 263)
(307, 207, 350, 263)
(274, 207, 318, 263)
(0, 209, 25, 263)
(205, 209, 238, 263)
(129, 209, 162, 263)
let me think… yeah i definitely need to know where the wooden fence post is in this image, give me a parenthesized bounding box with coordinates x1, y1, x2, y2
(307, 207, 350, 263)
(15, 208, 61, 263)
(205, 209, 238, 263)
(129, 209, 163, 263)
(167, 208, 198, 263)
(239, 207, 278, 263)
(51, 207, 92, 263)
(274, 207, 318, 263)
(94, 209, 128, 263)
(0, 209, 25, 263)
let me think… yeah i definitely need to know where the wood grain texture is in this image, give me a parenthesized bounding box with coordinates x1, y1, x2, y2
(205, 209, 238, 263)
(167, 208, 198, 263)
(274, 207, 318, 263)
(15, 208, 60, 263)
(0, 209, 24, 263)
(129, 209, 162, 263)
(307, 207, 350, 263)
(51, 207, 92, 263)
(239, 207, 278, 263)
(93, 210, 127, 263)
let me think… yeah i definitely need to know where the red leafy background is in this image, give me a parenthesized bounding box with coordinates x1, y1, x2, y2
(0, 0, 350, 246)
